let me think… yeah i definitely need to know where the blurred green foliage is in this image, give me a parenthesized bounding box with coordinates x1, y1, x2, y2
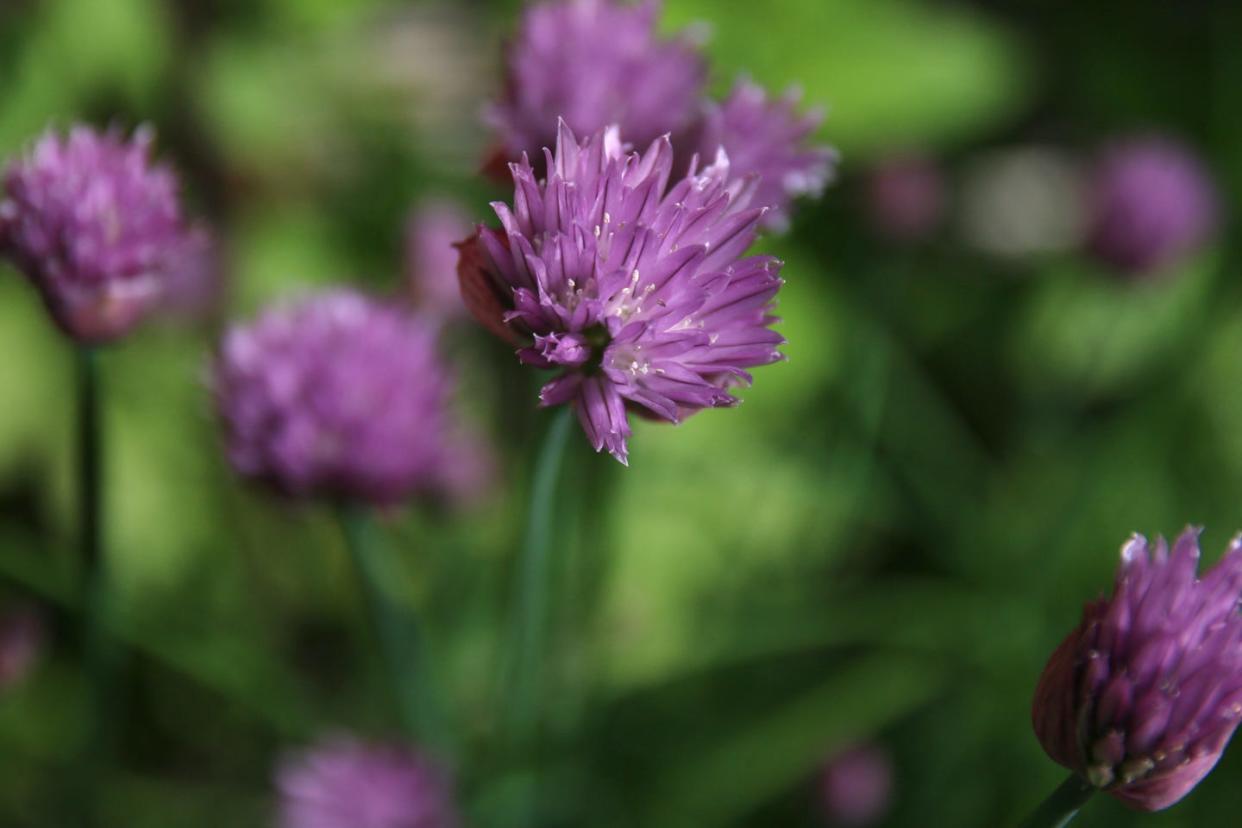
(2, 0, 1242, 826)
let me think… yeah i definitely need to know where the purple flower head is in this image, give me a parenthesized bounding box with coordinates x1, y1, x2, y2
(1032, 528, 1242, 811)
(696, 80, 836, 231)
(213, 289, 455, 506)
(458, 121, 786, 464)
(276, 735, 456, 828)
(0, 124, 207, 342)
(405, 200, 472, 320)
(1086, 136, 1219, 276)
(819, 744, 893, 827)
(0, 606, 43, 692)
(863, 154, 945, 242)
(486, 0, 706, 162)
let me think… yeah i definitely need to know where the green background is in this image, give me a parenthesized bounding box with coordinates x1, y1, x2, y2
(1, 0, 1241, 825)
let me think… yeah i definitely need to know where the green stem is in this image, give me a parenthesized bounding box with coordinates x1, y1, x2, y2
(1019, 775, 1095, 828)
(338, 503, 445, 752)
(76, 346, 114, 826)
(77, 347, 102, 597)
(503, 407, 574, 748)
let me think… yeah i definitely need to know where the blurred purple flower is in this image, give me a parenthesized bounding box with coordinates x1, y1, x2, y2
(863, 154, 945, 242)
(486, 2, 835, 232)
(696, 80, 836, 231)
(0, 607, 43, 691)
(1086, 136, 1218, 275)
(276, 735, 456, 828)
(405, 200, 472, 320)
(0, 124, 209, 342)
(213, 289, 456, 506)
(486, 0, 706, 163)
(458, 122, 785, 464)
(1032, 528, 1242, 811)
(819, 744, 893, 827)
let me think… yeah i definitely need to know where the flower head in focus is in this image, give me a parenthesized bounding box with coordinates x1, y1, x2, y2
(696, 80, 836, 231)
(486, 0, 706, 163)
(213, 289, 456, 506)
(458, 122, 785, 464)
(1032, 528, 1242, 811)
(276, 735, 456, 828)
(0, 124, 208, 342)
(819, 744, 893, 827)
(405, 200, 473, 320)
(1086, 136, 1218, 276)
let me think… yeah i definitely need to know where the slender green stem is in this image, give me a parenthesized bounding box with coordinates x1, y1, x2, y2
(1019, 775, 1095, 828)
(77, 347, 102, 595)
(503, 407, 574, 747)
(338, 503, 445, 751)
(76, 346, 114, 826)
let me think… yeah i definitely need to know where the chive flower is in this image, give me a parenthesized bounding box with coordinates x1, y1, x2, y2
(696, 80, 836, 231)
(0, 125, 207, 342)
(485, 1, 836, 231)
(276, 735, 456, 828)
(1032, 528, 1242, 811)
(458, 121, 785, 464)
(486, 0, 706, 162)
(213, 290, 456, 506)
(1086, 136, 1218, 276)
